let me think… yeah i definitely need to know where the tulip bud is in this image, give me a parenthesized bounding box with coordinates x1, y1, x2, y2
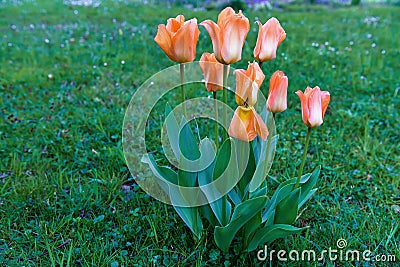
(200, 7, 250, 65)
(254, 17, 286, 62)
(154, 15, 200, 63)
(267, 71, 288, 113)
(295, 86, 330, 128)
(234, 62, 265, 107)
(199, 53, 227, 92)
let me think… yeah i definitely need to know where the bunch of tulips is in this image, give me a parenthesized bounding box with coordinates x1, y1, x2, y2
(149, 7, 331, 252)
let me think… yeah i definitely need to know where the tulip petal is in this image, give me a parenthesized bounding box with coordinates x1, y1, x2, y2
(253, 108, 269, 140)
(321, 91, 330, 119)
(253, 21, 264, 61)
(307, 87, 323, 127)
(217, 7, 235, 27)
(200, 53, 224, 92)
(295, 90, 310, 127)
(172, 19, 199, 63)
(267, 71, 288, 113)
(257, 17, 286, 61)
(220, 14, 249, 64)
(200, 20, 222, 62)
(228, 106, 257, 142)
(154, 24, 174, 60)
(166, 14, 185, 33)
(234, 69, 253, 106)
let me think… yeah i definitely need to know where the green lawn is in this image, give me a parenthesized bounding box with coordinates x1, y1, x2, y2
(0, 1, 399, 266)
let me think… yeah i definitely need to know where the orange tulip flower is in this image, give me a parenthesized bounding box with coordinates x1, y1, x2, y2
(234, 62, 265, 106)
(199, 52, 227, 92)
(200, 7, 250, 65)
(154, 15, 200, 63)
(254, 17, 286, 62)
(267, 70, 288, 113)
(228, 107, 268, 142)
(228, 62, 268, 142)
(295, 86, 330, 128)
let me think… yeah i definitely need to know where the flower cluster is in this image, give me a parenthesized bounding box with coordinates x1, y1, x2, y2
(155, 7, 330, 139)
(152, 7, 332, 252)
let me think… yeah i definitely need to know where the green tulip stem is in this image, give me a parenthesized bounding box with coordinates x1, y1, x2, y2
(295, 127, 312, 189)
(213, 91, 219, 150)
(221, 64, 230, 226)
(223, 64, 229, 140)
(180, 63, 187, 118)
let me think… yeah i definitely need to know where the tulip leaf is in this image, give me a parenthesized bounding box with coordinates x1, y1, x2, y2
(299, 166, 320, 206)
(248, 135, 278, 193)
(179, 117, 200, 162)
(243, 211, 262, 246)
(200, 203, 218, 226)
(274, 188, 301, 224)
(249, 184, 267, 199)
(253, 107, 277, 163)
(299, 188, 318, 208)
(164, 103, 180, 161)
(246, 224, 307, 252)
(198, 139, 227, 226)
(234, 139, 255, 199)
(214, 196, 267, 252)
(173, 206, 203, 239)
(141, 154, 202, 238)
(228, 188, 242, 205)
(262, 182, 295, 224)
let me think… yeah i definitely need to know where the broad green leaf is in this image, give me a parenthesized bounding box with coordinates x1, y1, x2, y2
(248, 135, 278, 193)
(246, 224, 307, 252)
(253, 107, 277, 163)
(141, 154, 202, 238)
(250, 185, 268, 198)
(210, 139, 240, 225)
(200, 204, 218, 226)
(299, 166, 320, 204)
(164, 103, 180, 161)
(235, 140, 256, 199)
(262, 183, 295, 223)
(299, 188, 317, 208)
(174, 206, 203, 239)
(179, 117, 200, 162)
(274, 188, 300, 224)
(243, 212, 262, 246)
(228, 189, 241, 205)
(214, 196, 267, 252)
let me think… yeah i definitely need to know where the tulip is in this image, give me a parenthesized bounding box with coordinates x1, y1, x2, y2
(200, 7, 250, 65)
(295, 86, 330, 128)
(229, 106, 268, 142)
(266, 71, 288, 113)
(154, 15, 200, 63)
(199, 53, 227, 92)
(228, 62, 268, 142)
(234, 62, 265, 107)
(254, 17, 286, 62)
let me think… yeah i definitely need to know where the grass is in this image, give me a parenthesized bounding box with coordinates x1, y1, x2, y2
(0, 0, 399, 266)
